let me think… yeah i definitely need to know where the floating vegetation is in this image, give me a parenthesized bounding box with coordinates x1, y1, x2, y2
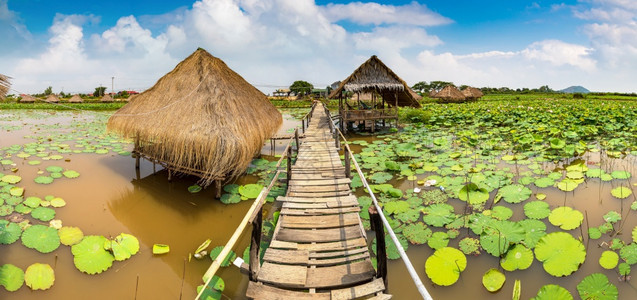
(482, 268, 505, 292)
(24, 263, 55, 290)
(425, 247, 467, 286)
(153, 244, 170, 255)
(0, 263, 24, 291)
(72, 235, 115, 275)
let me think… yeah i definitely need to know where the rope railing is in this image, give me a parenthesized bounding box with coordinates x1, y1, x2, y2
(321, 103, 433, 300)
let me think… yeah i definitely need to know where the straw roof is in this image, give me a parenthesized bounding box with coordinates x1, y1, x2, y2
(461, 87, 483, 99)
(329, 55, 421, 107)
(107, 48, 282, 186)
(68, 94, 83, 103)
(126, 94, 137, 102)
(433, 85, 466, 102)
(0, 74, 10, 99)
(45, 94, 60, 103)
(19, 94, 35, 103)
(101, 94, 113, 102)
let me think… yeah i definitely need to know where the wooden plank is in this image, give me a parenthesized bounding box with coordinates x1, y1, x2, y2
(367, 294, 393, 300)
(246, 282, 329, 300)
(257, 262, 307, 288)
(263, 249, 309, 265)
(280, 206, 361, 216)
(279, 200, 358, 209)
(277, 195, 357, 203)
(330, 278, 386, 300)
(270, 237, 368, 252)
(287, 184, 350, 193)
(288, 178, 351, 186)
(310, 247, 369, 259)
(280, 213, 360, 229)
(304, 260, 376, 288)
(275, 225, 362, 243)
(286, 190, 351, 198)
(309, 252, 370, 266)
(291, 173, 346, 180)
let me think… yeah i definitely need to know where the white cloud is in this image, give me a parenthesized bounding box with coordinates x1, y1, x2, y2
(521, 40, 596, 71)
(321, 1, 452, 27)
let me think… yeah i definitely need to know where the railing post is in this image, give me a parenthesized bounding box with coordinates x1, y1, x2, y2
(335, 131, 340, 148)
(294, 128, 300, 154)
(369, 206, 388, 289)
(344, 147, 351, 179)
(302, 118, 305, 133)
(286, 146, 292, 184)
(249, 206, 262, 280)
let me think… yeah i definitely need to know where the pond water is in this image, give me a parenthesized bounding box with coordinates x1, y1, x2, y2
(1, 108, 636, 299)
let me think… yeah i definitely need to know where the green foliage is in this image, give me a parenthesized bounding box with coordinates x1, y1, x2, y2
(289, 80, 313, 96)
(482, 268, 505, 292)
(24, 263, 54, 290)
(425, 247, 466, 286)
(576, 273, 618, 300)
(534, 232, 586, 277)
(72, 235, 115, 274)
(0, 264, 24, 292)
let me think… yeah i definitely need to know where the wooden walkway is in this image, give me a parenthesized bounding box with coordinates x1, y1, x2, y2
(247, 103, 390, 299)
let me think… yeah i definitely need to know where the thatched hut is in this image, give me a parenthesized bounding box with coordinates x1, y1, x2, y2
(101, 94, 113, 103)
(107, 48, 282, 190)
(126, 94, 137, 102)
(19, 94, 35, 103)
(461, 87, 483, 100)
(68, 94, 83, 103)
(433, 85, 466, 103)
(0, 74, 10, 99)
(428, 90, 438, 98)
(45, 94, 60, 103)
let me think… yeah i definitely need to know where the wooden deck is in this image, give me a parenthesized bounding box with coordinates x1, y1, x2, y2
(247, 102, 390, 299)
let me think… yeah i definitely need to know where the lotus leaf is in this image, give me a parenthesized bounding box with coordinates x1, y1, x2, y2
(602, 211, 620, 224)
(34, 176, 54, 184)
(197, 275, 224, 300)
(524, 201, 550, 219)
(611, 186, 632, 199)
(422, 203, 455, 227)
(0, 264, 24, 292)
(219, 193, 241, 204)
(599, 250, 619, 269)
(611, 170, 631, 180)
(550, 138, 566, 149)
(548, 206, 583, 230)
(107, 233, 139, 261)
(394, 209, 420, 223)
(50, 197, 66, 208)
(601, 173, 613, 181)
(599, 222, 613, 234)
(619, 263, 630, 276)
(402, 222, 431, 244)
(62, 170, 80, 178)
(425, 247, 467, 286)
(387, 188, 403, 198)
(534, 232, 586, 277)
(589, 227, 602, 240)
(576, 273, 618, 300)
(513, 279, 521, 300)
(458, 237, 481, 255)
(497, 184, 532, 203)
(23, 196, 41, 208)
(21, 224, 60, 253)
(31, 207, 55, 222)
(468, 213, 494, 235)
(153, 244, 170, 254)
(501, 244, 533, 271)
(481, 220, 525, 256)
(1, 175, 21, 184)
(9, 187, 23, 197)
(557, 179, 580, 192)
(427, 231, 449, 250)
(586, 168, 602, 178)
(45, 166, 63, 173)
(458, 183, 489, 205)
(531, 284, 573, 300)
(519, 219, 547, 248)
(372, 234, 408, 260)
(209, 246, 237, 267)
(14, 204, 31, 214)
(536, 193, 547, 200)
(620, 243, 637, 264)
(24, 263, 54, 290)
(491, 206, 513, 221)
(0, 220, 21, 245)
(0, 205, 13, 216)
(370, 172, 393, 184)
(384, 161, 400, 171)
(223, 184, 239, 194)
(238, 184, 263, 199)
(482, 268, 505, 292)
(5, 196, 22, 206)
(58, 226, 83, 246)
(384, 201, 409, 215)
(72, 235, 115, 274)
(188, 185, 202, 193)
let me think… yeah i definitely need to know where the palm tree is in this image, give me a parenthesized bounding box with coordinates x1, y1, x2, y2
(0, 74, 11, 99)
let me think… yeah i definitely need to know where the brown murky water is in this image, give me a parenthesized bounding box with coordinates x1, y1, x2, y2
(1, 110, 637, 299)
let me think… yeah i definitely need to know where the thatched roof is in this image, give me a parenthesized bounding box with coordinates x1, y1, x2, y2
(68, 94, 83, 103)
(461, 87, 483, 99)
(19, 94, 35, 103)
(433, 85, 466, 101)
(45, 94, 60, 103)
(126, 94, 137, 102)
(329, 55, 421, 107)
(428, 90, 437, 97)
(107, 48, 282, 185)
(101, 94, 113, 102)
(0, 74, 10, 99)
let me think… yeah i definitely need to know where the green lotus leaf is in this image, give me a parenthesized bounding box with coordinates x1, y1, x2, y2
(5, 195, 22, 206)
(458, 183, 489, 205)
(633, 226, 637, 244)
(576, 273, 618, 300)
(0, 220, 22, 245)
(402, 222, 431, 245)
(611, 186, 632, 199)
(481, 220, 525, 256)
(425, 247, 467, 286)
(557, 178, 580, 192)
(468, 213, 494, 235)
(1, 175, 21, 184)
(373, 234, 408, 260)
(531, 284, 573, 300)
(14, 204, 31, 214)
(23, 196, 41, 208)
(458, 237, 481, 255)
(153, 244, 170, 254)
(197, 275, 224, 300)
(589, 227, 602, 240)
(24, 263, 54, 291)
(34, 176, 54, 184)
(223, 184, 239, 194)
(536, 193, 547, 200)
(497, 184, 532, 203)
(370, 172, 393, 184)
(482, 268, 505, 292)
(62, 170, 80, 179)
(209, 246, 237, 267)
(548, 206, 583, 230)
(105, 233, 140, 261)
(599, 222, 614, 234)
(534, 232, 586, 277)
(549, 138, 566, 149)
(0, 264, 24, 292)
(519, 219, 547, 248)
(524, 201, 550, 219)
(566, 171, 583, 179)
(9, 187, 23, 197)
(50, 197, 66, 208)
(384, 161, 400, 171)
(188, 185, 202, 193)
(72, 235, 115, 274)
(21, 224, 60, 253)
(513, 279, 521, 300)
(31, 207, 56, 222)
(491, 206, 513, 221)
(219, 193, 241, 204)
(611, 170, 631, 180)
(619, 263, 631, 276)
(586, 168, 602, 178)
(395, 209, 420, 223)
(501, 244, 534, 271)
(601, 173, 613, 181)
(422, 203, 455, 227)
(427, 231, 449, 250)
(238, 184, 263, 199)
(45, 166, 63, 173)
(384, 201, 410, 215)
(599, 250, 619, 269)
(58, 226, 84, 246)
(518, 176, 535, 185)
(620, 243, 637, 264)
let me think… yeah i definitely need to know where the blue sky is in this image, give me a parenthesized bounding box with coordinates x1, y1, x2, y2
(1, 0, 636, 94)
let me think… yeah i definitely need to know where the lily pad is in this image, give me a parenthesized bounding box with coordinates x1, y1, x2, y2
(107, 233, 139, 261)
(62, 170, 80, 179)
(1, 175, 21, 184)
(370, 172, 393, 184)
(402, 222, 431, 245)
(548, 206, 583, 230)
(373, 234, 408, 260)
(0, 264, 24, 292)
(620, 243, 637, 264)
(58, 226, 84, 246)
(31, 207, 56, 222)
(209, 246, 237, 267)
(153, 244, 170, 254)
(481, 220, 525, 256)
(491, 206, 513, 221)
(23, 196, 41, 208)
(599, 250, 619, 269)
(238, 184, 263, 199)
(576, 273, 618, 300)
(72, 235, 115, 274)
(458, 183, 489, 205)
(188, 185, 202, 193)
(497, 184, 532, 203)
(458, 237, 481, 255)
(589, 227, 602, 240)
(197, 275, 224, 300)
(34, 176, 54, 184)
(9, 187, 23, 197)
(45, 166, 63, 173)
(611, 170, 631, 180)
(524, 201, 550, 219)
(0, 220, 22, 245)
(24, 263, 54, 290)
(427, 231, 449, 250)
(50, 197, 66, 208)
(611, 186, 632, 199)
(534, 232, 586, 277)
(425, 247, 467, 286)
(501, 244, 534, 271)
(21, 224, 60, 253)
(557, 178, 580, 192)
(534, 177, 555, 188)
(223, 184, 240, 194)
(422, 203, 455, 227)
(482, 268, 505, 292)
(219, 193, 241, 204)
(531, 284, 573, 300)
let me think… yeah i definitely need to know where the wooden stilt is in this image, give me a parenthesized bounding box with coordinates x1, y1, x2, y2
(286, 147, 292, 184)
(344, 147, 351, 179)
(134, 136, 140, 170)
(294, 129, 300, 154)
(168, 169, 172, 182)
(370, 206, 387, 288)
(249, 206, 262, 280)
(215, 180, 222, 199)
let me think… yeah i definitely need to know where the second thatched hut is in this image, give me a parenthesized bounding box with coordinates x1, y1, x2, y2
(45, 94, 60, 103)
(461, 87, 484, 101)
(433, 85, 466, 103)
(107, 48, 282, 191)
(68, 94, 83, 103)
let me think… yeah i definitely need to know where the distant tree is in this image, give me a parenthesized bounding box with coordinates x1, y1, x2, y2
(119, 90, 129, 98)
(412, 81, 428, 93)
(44, 86, 53, 96)
(428, 81, 454, 93)
(94, 86, 106, 97)
(537, 85, 553, 93)
(59, 91, 66, 98)
(289, 80, 313, 96)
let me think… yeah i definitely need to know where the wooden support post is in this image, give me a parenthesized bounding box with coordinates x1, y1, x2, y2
(369, 206, 388, 288)
(167, 169, 172, 182)
(134, 136, 140, 170)
(215, 180, 222, 199)
(301, 118, 305, 133)
(344, 147, 351, 179)
(286, 147, 292, 184)
(249, 207, 262, 281)
(294, 129, 300, 154)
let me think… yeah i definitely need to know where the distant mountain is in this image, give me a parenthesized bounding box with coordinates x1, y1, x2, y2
(560, 86, 590, 93)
